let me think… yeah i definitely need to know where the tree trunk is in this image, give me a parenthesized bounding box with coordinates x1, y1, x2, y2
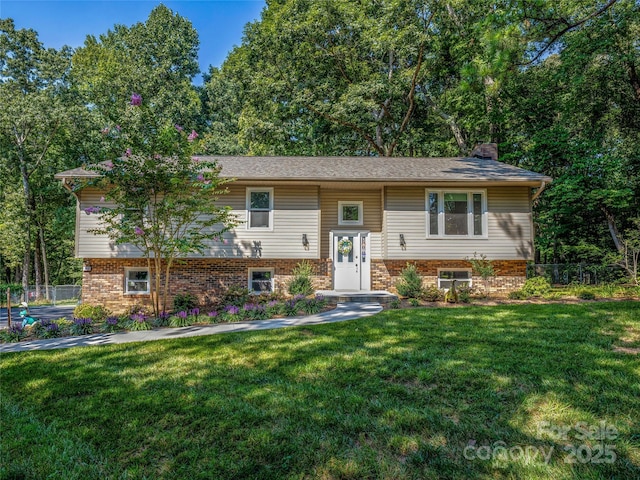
(34, 229, 42, 300)
(162, 258, 174, 315)
(603, 207, 623, 252)
(39, 225, 50, 300)
(626, 60, 640, 104)
(19, 155, 33, 302)
(484, 76, 498, 142)
(21, 250, 30, 303)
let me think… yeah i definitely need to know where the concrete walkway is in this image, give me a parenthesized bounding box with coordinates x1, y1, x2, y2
(0, 302, 382, 353)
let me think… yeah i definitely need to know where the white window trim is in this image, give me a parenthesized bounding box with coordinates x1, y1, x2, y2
(124, 267, 150, 295)
(425, 189, 488, 238)
(437, 268, 473, 289)
(338, 201, 363, 226)
(246, 187, 274, 231)
(248, 268, 275, 294)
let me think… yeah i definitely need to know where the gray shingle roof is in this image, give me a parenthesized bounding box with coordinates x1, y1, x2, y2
(56, 156, 551, 185)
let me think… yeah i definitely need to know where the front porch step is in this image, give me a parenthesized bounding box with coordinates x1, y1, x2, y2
(316, 290, 398, 304)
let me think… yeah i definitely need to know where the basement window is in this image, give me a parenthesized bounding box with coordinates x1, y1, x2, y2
(437, 269, 472, 290)
(125, 268, 150, 294)
(249, 269, 274, 294)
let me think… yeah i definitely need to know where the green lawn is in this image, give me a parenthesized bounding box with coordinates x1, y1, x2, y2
(1, 302, 639, 479)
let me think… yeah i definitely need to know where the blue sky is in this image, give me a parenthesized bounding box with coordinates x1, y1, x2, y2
(0, 0, 265, 84)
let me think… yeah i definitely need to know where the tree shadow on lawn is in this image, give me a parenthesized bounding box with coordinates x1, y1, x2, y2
(1, 302, 639, 479)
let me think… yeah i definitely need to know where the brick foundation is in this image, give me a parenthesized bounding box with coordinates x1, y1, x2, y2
(82, 258, 333, 313)
(371, 259, 527, 294)
(82, 258, 527, 312)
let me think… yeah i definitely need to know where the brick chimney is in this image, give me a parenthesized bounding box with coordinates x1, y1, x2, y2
(470, 143, 498, 161)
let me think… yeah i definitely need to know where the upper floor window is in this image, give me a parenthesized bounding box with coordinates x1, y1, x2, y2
(338, 201, 363, 226)
(426, 190, 487, 238)
(246, 188, 273, 230)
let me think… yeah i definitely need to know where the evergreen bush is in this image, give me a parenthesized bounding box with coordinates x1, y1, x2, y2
(395, 263, 423, 298)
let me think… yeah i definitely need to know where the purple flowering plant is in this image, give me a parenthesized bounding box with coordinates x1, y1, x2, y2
(71, 317, 93, 335)
(130, 93, 142, 106)
(169, 310, 192, 327)
(4, 324, 25, 342)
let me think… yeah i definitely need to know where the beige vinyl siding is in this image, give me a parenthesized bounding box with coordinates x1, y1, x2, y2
(385, 186, 533, 260)
(77, 187, 145, 258)
(77, 185, 320, 259)
(201, 184, 319, 259)
(320, 189, 383, 258)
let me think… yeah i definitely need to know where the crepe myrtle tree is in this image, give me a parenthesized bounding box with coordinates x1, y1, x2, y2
(85, 93, 238, 317)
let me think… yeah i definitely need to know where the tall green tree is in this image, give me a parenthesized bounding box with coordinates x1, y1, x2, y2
(0, 19, 77, 295)
(72, 4, 202, 143)
(499, 0, 640, 265)
(209, 0, 495, 156)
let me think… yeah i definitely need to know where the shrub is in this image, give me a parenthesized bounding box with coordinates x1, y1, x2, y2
(173, 293, 198, 312)
(395, 263, 423, 299)
(125, 304, 153, 318)
(508, 289, 528, 300)
(458, 285, 473, 303)
(153, 312, 171, 327)
(221, 286, 251, 307)
(70, 318, 93, 335)
(258, 291, 286, 304)
(521, 277, 551, 297)
(301, 295, 327, 315)
(169, 311, 193, 327)
(577, 290, 596, 300)
(421, 285, 442, 302)
(466, 252, 495, 297)
(33, 319, 62, 339)
(243, 303, 268, 320)
(102, 316, 122, 332)
(41, 321, 61, 339)
(189, 308, 201, 322)
(389, 299, 401, 309)
(283, 299, 300, 317)
(266, 300, 284, 317)
(288, 261, 314, 296)
(1, 324, 25, 342)
(73, 304, 111, 322)
(409, 298, 420, 307)
(128, 313, 152, 331)
(221, 305, 242, 322)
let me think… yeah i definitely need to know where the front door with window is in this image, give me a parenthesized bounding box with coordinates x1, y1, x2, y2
(333, 232, 369, 290)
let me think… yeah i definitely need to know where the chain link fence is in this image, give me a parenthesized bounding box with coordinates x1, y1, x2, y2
(8, 285, 82, 306)
(527, 264, 627, 285)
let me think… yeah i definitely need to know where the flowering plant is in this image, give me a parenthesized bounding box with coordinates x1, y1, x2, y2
(86, 92, 239, 318)
(70, 317, 93, 335)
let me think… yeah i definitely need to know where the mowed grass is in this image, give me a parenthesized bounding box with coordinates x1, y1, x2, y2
(1, 302, 639, 480)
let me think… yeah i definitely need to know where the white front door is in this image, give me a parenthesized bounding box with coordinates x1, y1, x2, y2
(333, 233, 361, 290)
